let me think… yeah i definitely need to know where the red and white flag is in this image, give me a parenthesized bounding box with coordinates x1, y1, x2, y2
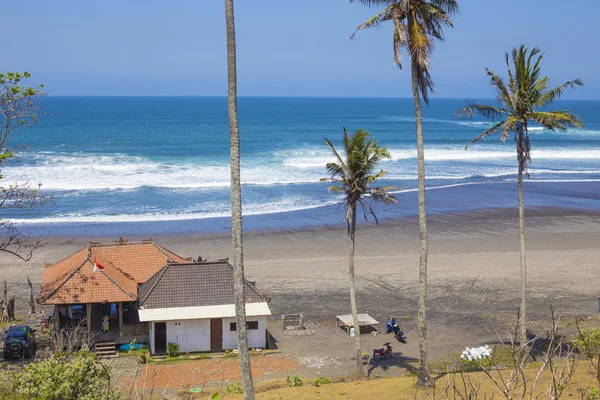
(93, 257, 105, 273)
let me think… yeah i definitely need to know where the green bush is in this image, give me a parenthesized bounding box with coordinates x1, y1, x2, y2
(224, 381, 243, 394)
(167, 342, 180, 358)
(286, 373, 303, 387)
(311, 372, 330, 387)
(8, 351, 124, 400)
(458, 357, 491, 372)
(573, 328, 600, 357)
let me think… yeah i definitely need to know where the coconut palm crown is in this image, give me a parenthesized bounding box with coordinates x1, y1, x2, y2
(323, 128, 397, 229)
(459, 45, 583, 171)
(350, 0, 459, 104)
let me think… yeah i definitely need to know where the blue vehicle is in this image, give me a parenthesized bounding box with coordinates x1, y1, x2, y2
(386, 318, 407, 344)
(3, 325, 36, 359)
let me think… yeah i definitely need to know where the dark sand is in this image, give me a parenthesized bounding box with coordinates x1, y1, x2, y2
(1, 206, 599, 364)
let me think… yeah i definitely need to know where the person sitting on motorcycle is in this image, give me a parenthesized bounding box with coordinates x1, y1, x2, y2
(393, 323, 404, 338)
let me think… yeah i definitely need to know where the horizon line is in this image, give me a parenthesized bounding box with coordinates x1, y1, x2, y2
(41, 95, 598, 101)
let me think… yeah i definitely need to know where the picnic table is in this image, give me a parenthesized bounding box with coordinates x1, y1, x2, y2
(336, 314, 380, 334)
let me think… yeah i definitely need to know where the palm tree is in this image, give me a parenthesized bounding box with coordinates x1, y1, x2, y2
(323, 128, 397, 375)
(350, 0, 459, 386)
(224, 0, 255, 398)
(458, 45, 583, 346)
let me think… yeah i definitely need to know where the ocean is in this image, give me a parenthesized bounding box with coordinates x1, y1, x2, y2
(2, 96, 600, 236)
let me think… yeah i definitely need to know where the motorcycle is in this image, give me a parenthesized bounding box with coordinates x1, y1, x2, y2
(372, 342, 394, 360)
(386, 317, 407, 344)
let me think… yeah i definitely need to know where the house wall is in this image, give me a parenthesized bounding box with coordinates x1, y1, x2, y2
(166, 319, 211, 353)
(149, 322, 155, 354)
(222, 316, 266, 350)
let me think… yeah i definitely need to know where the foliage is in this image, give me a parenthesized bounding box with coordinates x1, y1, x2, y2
(8, 351, 124, 400)
(458, 46, 583, 163)
(311, 373, 330, 387)
(573, 328, 600, 357)
(167, 342, 180, 358)
(225, 380, 243, 394)
(286, 373, 303, 387)
(350, 0, 459, 104)
(322, 128, 397, 230)
(0, 72, 50, 261)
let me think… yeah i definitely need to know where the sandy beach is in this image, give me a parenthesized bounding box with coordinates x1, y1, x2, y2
(2, 205, 599, 364)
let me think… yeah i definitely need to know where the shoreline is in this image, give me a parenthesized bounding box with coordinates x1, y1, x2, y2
(13, 179, 600, 237)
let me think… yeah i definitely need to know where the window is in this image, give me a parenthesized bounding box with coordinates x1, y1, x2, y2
(230, 321, 259, 331)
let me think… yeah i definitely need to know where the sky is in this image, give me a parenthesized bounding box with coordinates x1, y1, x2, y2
(2, 0, 599, 99)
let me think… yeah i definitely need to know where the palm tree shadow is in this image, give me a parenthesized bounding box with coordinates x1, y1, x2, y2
(366, 351, 418, 377)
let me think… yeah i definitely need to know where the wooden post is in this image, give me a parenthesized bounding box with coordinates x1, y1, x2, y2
(86, 303, 92, 341)
(118, 302, 123, 337)
(27, 276, 35, 314)
(53, 304, 59, 332)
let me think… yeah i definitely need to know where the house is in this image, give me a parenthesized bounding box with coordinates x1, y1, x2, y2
(138, 261, 271, 354)
(37, 239, 271, 354)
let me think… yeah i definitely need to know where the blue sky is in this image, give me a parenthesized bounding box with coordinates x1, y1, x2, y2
(3, 0, 598, 99)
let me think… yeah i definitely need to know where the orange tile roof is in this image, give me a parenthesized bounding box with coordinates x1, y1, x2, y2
(38, 240, 189, 305)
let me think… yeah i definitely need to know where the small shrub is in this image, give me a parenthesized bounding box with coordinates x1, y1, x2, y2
(573, 328, 600, 356)
(459, 357, 489, 372)
(586, 387, 599, 400)
(286, 373, 303, 387)
(224, 380, 243, 394)
(311, 373, 330, 387)
(167, 342, 180, 358)
(429, 354, 459, 374)
(10, 351, 125, 399)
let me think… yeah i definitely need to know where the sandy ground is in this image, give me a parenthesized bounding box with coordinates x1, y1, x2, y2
(1, 206, 599, 381)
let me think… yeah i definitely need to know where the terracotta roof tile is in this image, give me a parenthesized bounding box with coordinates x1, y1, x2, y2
(38, 240, 188, 305)
(92, 241, 188, 283)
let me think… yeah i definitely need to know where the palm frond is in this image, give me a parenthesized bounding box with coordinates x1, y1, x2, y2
(456, 100, 508, 121)
(349, 0, 391, 8)
(350, 7, 390, 39)
(430, 0, 460, 15)
(535, 79, 583, 108)
(530, 111, 583, 131)
(465, 120, 507, 148)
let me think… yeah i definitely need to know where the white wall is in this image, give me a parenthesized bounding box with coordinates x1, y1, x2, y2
(149, 322, 155, 354)
(222, 316, 266, 350)
(149, 316, 267, 354)
(166, 319, 211, 353)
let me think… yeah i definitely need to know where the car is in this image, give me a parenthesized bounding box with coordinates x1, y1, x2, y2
(3, 325, 36, 359)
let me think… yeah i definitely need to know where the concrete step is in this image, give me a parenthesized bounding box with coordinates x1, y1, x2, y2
(94, 340, 117, 358)
(96, 353, 118, 359)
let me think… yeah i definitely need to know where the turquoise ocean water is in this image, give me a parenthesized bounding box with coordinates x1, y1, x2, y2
(2, 97, 600, 235)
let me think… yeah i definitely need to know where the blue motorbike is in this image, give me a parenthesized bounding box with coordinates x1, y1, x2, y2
(386, 317, 407, 344)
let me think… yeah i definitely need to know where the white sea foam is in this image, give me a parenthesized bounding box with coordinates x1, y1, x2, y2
(10, 196, 341, 225)
(4, 147, 600, 192)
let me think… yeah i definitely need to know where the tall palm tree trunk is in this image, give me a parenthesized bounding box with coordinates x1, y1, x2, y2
(411, 58, 433, 387)
(224, 0, 255, 398)
(516, 129, 527, 346)
(348, 202, 363, 375)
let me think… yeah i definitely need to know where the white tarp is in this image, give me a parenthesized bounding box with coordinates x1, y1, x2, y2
(138, 302, 271, 322)
(461, 345, 492, 361)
